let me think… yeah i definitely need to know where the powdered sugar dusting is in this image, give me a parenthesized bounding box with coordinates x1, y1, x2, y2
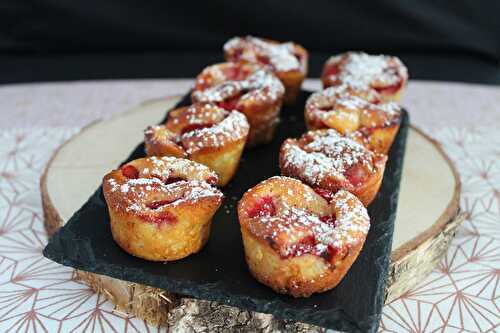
(181, 110, 249, 154)
(224, 36, 303, 72)
(281, 130, 374, 185)
(305, 86, 401, 130)
(149, 156, 214, 180)
(243, 177, 369, 261)
(108, 178, 222, 213)
(324, 52, 408, 91)
(307, 85, 377, 110)
(104, 157, 223, 221)
(192, 66, 284, 104)
(316, 190, 370, 249)
(145, 104, 249, 155)
(377, 102, 401, 117)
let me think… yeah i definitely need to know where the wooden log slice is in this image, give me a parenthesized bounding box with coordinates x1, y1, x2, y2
(41, 96, 463, 331)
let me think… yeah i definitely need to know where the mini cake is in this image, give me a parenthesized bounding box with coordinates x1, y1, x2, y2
(223, 36, 308, 105)
(237, 176, 370, 297)
(305, 86, 402, 154)
(321, 52, 408, 102)
(191, 62, 285, 147)
(103, 156, 223, 261)
(279, 129, 387, 206)
(144, 103, 249, 186)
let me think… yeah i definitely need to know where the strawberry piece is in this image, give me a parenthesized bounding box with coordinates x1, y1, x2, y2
(317, 106, 333, 112)
(231, 48, 243, 60)
(320, 245, 340, 261)
(345, 165, 367, 186)
(151, 175, 184, 185)
(164, 177, 184, 185)
(374, 82, 401, 95)
(256, 54, 271, 66)
(217, 94, 241, 111)
(314, 187, 336, 203)
(323, 63, 339, 77)
(319, 214, 337, 227)
(247, 196, 276, 218)
(224, 65, 248, 81)
(287, 235, 316, 258)
(121, 165, 139, 179)
(205, 175, 218, 186)
(146, 199, 177, 210)
(180, 123, 213, 135)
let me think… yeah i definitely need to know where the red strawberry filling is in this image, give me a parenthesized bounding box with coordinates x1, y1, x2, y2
(146, 199, 178, 210)
(256, 54, 271, 66)
(286, 235, 340, 262)
(286, 235, 316, 258)
(180, 123, 214, 135)
(247, 193, 344, 262)
(223, 65, 249, 81)
(121, 165, 139, 179)
(320, 245, 340, 262)
(323, 64, 339, 77)
(139, 204, 178, 224)
(314, 187, 336, 203)
(374, 81, 401, 95)
(317, 105, 334, 112)
(205, 175, 218, 186)
(247, 196, 276, 218)
(280, 212, 339, 261)
(282, 234, 340, 262)
(150, 174, 184, 185)
(345, 165, 368, 186)
(164, 177, 184, 185)
(231, 48, 243, 60)
(320, 214, 337, 227)
(151, 210, 177, 225)
(217, 94, 242, 111)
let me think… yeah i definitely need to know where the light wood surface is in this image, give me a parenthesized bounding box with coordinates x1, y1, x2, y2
(41, 96, 463, 329)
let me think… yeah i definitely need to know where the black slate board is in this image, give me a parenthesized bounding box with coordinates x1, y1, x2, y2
(44, 90, 409, 332)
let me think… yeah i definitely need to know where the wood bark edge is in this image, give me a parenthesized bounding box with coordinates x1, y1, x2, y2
(385, 126, 463, 302)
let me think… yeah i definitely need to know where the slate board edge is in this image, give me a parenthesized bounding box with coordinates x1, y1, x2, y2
(43, 91, 409, 332)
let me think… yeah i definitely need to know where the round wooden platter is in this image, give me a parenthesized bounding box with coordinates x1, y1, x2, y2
(41, 96, 464, 331)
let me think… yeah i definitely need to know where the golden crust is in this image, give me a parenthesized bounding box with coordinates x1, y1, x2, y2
(242, 228, 365, 297)
(279, 129, 387, 206)
(144, 103, 249, 186)
(305, 86, 402, 154)
(237, 176, 369, 297)
(191, 62, 284, 147)
(321, 52, 408, 102)
(223, 36, 308, 105)
(102, 156, 223, 261)
(358, 122, 401, 155)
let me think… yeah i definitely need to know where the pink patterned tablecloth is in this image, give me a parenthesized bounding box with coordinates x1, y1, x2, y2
(0, 79, 498, 332)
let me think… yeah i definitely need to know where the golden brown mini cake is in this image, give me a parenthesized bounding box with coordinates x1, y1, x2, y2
(223, 36, 308, 105)
(144, 103, 249, 186)
(237, 176, 370, 297)
(305, 86, 402, 154)
(321, 52, 408, 102)
(279, 129, 387, 206)
(103, 156, 223, 261)
(191, 62, 285, 147)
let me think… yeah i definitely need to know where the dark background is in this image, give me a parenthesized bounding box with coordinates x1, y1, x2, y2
(1, 0, 499, 84)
